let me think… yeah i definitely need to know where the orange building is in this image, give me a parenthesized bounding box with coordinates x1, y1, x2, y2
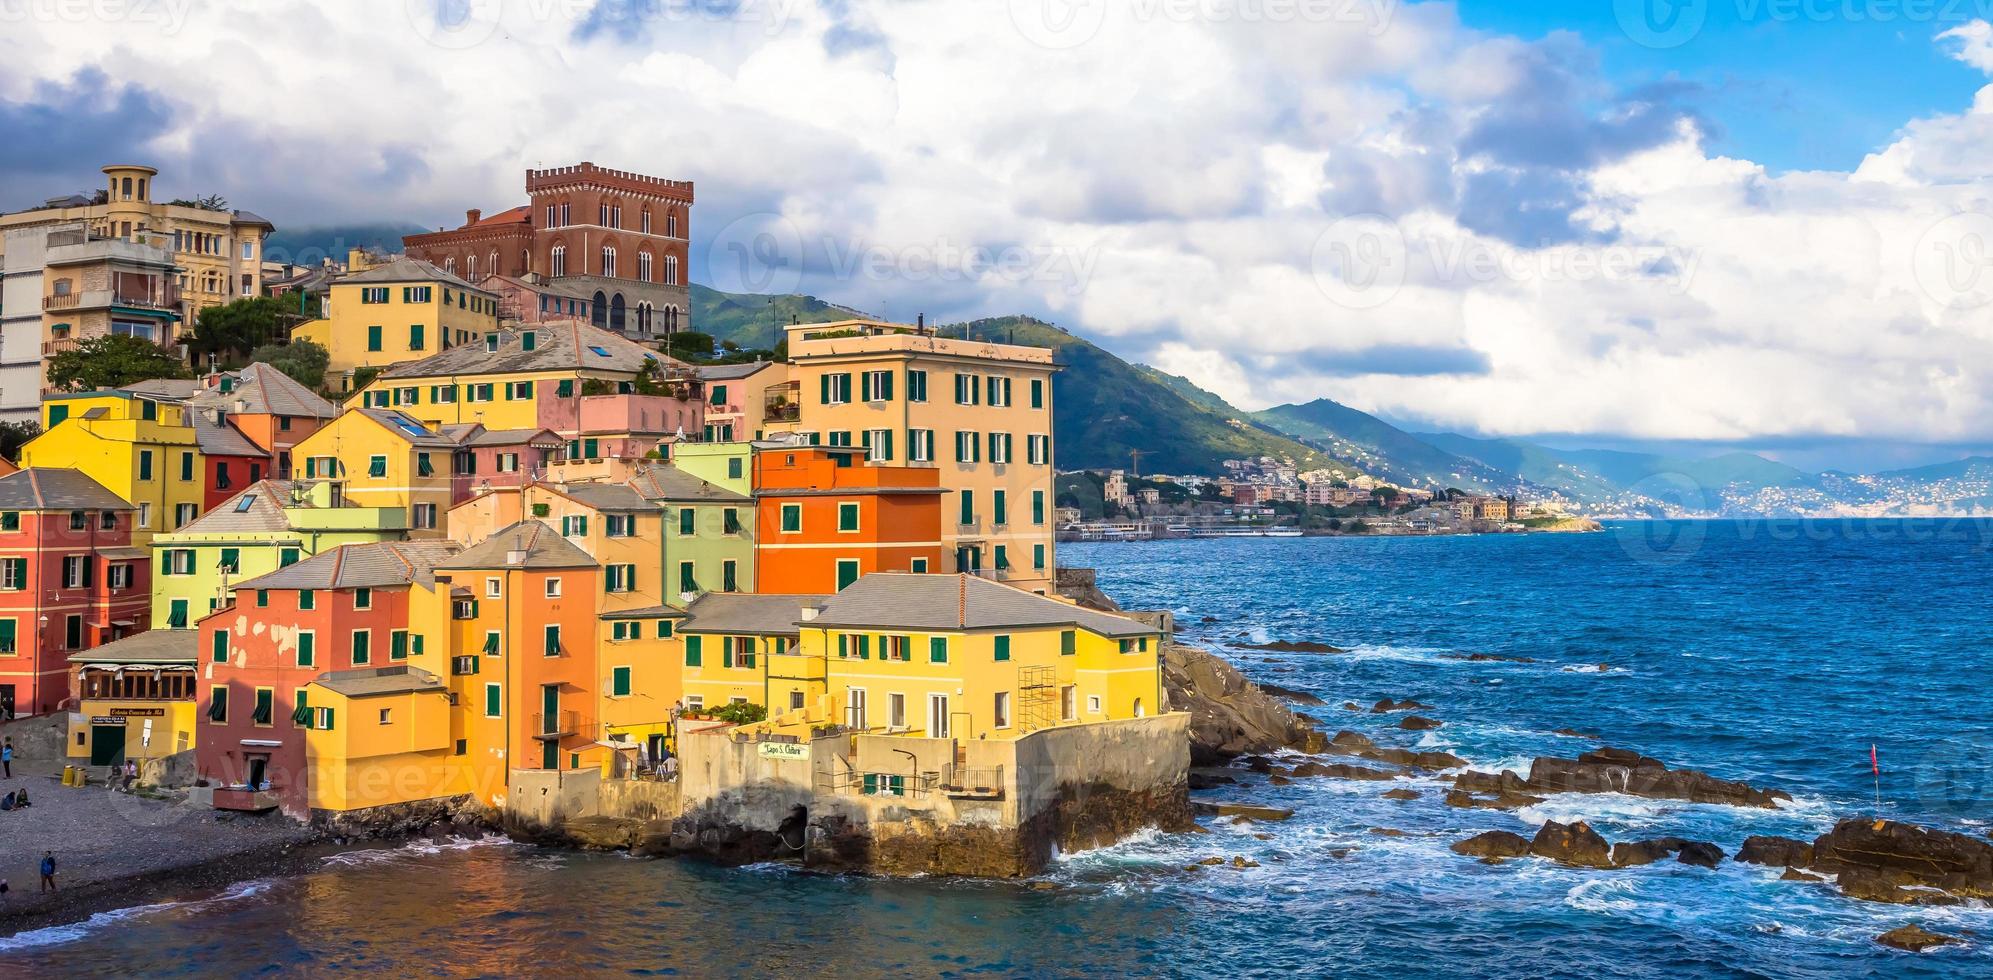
(753, 445, 944, 594)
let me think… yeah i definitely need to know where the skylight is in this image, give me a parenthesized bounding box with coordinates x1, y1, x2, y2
(235, 495, 257, 512)
(588, 345, 611, 357)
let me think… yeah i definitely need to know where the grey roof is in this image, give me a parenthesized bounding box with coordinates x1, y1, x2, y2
(599, 604, 687, 621)
(237, 541, 460, 592)
(340, 256, 488, 294)
(230, 209, 276, 230)
(172, 480, 298, 534)
(808, 573, 1154, 638)
(696, 361, 778, 381)
(0, 468, 132, 511)
(681, 593, 828, 637)
(357, 409, 460, 448)
(190, 410, 269, 458)
(555, 482, 652, 512)
(378, 321, 672, 381)
(439, 520, 597, 570)
(313, 665, 444, 698)
(464, 427, 561, 448)
(626, 463, 748, 503)
(188, 363, 337, 419)
(65, 628, 197, 665)
(120, 378, 202, 401)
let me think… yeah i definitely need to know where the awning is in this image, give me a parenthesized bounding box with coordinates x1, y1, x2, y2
(111, 619, 136, 626)
(238, 739, 283, 747)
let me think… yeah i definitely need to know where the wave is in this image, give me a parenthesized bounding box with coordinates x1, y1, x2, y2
(1566, 877, 1642, 915)
(0, 878, 276, 952)
(318, 834, 516, 868)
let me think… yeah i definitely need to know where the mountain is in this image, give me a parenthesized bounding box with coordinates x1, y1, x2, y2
(684, 287, 1338, 475)
(264, 223, 428, 265)
(1252, 399, 1517, 491)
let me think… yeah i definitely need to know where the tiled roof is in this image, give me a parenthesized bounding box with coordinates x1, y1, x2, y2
(120, 378, 201, 401)
(681, 593, 828, 637)
(554, 482, 652, 512)
(357, 409, 460, 448)
(66, 628, 198, 665)
(470, 205, 530, 228)
(464, 427, 561, 447)
(188, 363, 337, 419)
(313, 665, 445, 698)
(696, 361, 779, 381)
(340, 256, 489, 294)
(236, 541, 460, 591)
(599, 604, 687, 620)
(0, 468, 132, 511)
(626, 463, 747, 503)
(172, 480, 298, 534)
(807, 573, 1154, 638)
(378, 321, 671, 381)
(189, 410, 269, 458)
(439, 520, 597, 570)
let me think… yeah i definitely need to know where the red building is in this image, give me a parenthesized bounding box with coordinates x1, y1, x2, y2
(187, 363, 340, 480)
(196, 540, 458, 818)
(441, 425, 564, 495)
(0, 469, 151, 717)
(754, 446, 945, 593)
(402, 162, 692, 340)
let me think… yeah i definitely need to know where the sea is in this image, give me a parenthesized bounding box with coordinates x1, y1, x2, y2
(5, 520, 1992, 978)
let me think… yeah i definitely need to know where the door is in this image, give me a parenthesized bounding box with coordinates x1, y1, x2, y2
(245, 754, 268, 789)
(836, 559, 860, 591)
(846, 688, 867, 730)
(0, 685, 13, 719)
(89, 725, 125, 767)
(928, 694, 950, 739)
(888, 693, 905, 730)
(646, 734, 666, 766)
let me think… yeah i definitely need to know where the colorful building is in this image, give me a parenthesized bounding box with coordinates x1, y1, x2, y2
(783, 574, 1161, 740)
(183, 363, 340, 478)
(152, 479, 407, 630)
(628, 461, 755, 603)
(770, 319, 1059, 592)
(753, 444, 944, 593)
(290, 257, 501, 392)
(196, 540, 460, 818)
(26, 388, 208, 543)
(698, 360, 792, 442)
(0, 468, 150, 717)
(678, 592, 821, 713)
(290, 409, 462, 536)
(353, 322, 696, 436)
(66, 629, 198, 769)
(35, 227, 183, 384)
(401, 162, 693, 340)
(438, 424, 564, 493)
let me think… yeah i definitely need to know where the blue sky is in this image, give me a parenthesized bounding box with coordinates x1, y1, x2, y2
(1455, 0, 1989, 172)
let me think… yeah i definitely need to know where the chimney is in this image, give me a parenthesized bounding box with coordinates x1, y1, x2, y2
(916, 313, 925, 331)
(799, 604, 819, 622)
(466, 208, 482, 226)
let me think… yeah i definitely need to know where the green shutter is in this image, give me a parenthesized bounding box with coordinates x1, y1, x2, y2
(679, 508, 695, 535)
(880, 371, 894, 401)
(391, 631, 408, 660)
(995, 635, 1011, 661)
(1061, 630, 1076, 655)
(613, 666, 632, 697)
(685, 635, 703, 667)
(930, 636, 947, 663)
(485, 684, 502, 716)
(211, 629, 228, 663)
(820, 374, 831, 404)
(299, 632, 315, 667)
(353, 631, 370, 664)
(960, 490, 974, 525)
(0, 620, 15, 653)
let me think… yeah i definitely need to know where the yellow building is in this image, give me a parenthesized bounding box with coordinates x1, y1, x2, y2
(787, 573, 1161, 740)
(677, 592, 823, 714)
(290, 257, 501, 392)
(290, 409, 461, 536)
(350, 322, 681, 433)
(300, 665, 466, 813)
(770, 320, 1059, 592)
(65, 630, 201, 769)
(24, 389, 206, 543)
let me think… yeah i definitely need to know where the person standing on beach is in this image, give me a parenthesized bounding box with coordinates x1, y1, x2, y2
(39, 852, 55, 892)
(2, 738, 12, 779)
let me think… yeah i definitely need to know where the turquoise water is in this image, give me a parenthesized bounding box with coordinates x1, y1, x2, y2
(5, 521, 1991, 977)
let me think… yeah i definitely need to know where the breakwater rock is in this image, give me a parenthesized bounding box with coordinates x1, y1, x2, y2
(1739, 819, 1993, 905)
(1449, 748, 1788, 810)
(1163, 641, 1328, 765)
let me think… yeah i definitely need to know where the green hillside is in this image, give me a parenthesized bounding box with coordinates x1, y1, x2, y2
(1253, 399, 1512, 491)
(688, 284, 865, 350)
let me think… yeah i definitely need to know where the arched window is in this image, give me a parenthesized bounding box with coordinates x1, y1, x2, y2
(121, 177, 133, 199)
(664, 255, 679, 286)
(610, 294, 626, 333)
(551, 245, 567, 278)
(488, 251, 498, 278)
(444, 257, 456, 274)
(612, 202, 623, 229)
(666, 210, 679, 238)
(638, 251, 653, 283)
(591, 291, 608, 327)
(601, 246, 617, 279)
(467, 254, 477, 279)
(641, 208, 652, 234)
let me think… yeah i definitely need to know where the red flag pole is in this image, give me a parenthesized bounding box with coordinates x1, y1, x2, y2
(1871, 744, 1881, 814)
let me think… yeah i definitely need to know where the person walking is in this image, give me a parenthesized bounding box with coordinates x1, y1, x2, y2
(38, 852, 55, 893)
(2, 738, 13, 779)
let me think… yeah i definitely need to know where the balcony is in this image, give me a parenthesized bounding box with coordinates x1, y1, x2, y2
(212, 787, 281, 812)
(42, 284, 181, 313)
(763, 381, 802, 423)
(533, 710, 580, 740)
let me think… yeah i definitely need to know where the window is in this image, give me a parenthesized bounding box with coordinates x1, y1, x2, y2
(351, 630, 371, 665)
(838, 502, 860, 532)
(298, 589, 315, 611)
(409, 324, 425, 350)
(959, 489, 975, 526)
(909, 429, 934, 463)
(836, 559, 860, 591)
(62, 555, 88, 588)
(1062, 685, 1077, 721)
(486, 577, 501, 598)
(780, 504, 801, 533)
(684, 635, 703, 667)
(865, 429, 893, 462)
(820, 373, 852, 405)
(1029, 434, 1050, 465)
(860, 370, 894, 402)
(562, 515, 589, 537)
(678, 561, 697, 594)
(907, 369, 928, 402)
(254, 689, 274, 726)
(954, 373, 981, 405)
(391, 630, 409, 661)
(612, 666, 632, 697)
(994, 635, 1011, 661)
(162, 550, 193, 576)
(354, 587, 373, 610)
(110, 563, 132, 590)
(544, 624, 562, 655)
(678, 509, 695, 536)
(993, 490, 1008, 526)
(657, 620, 675, 639)
(379, 707, 392, 725)
(1034, 544, 1047, 570)
(546, 577, 563, 598)
(68, 510, 86, 531)
(139, 502, 152, 528)
(1030, 377, 1045, 409)
(137, 451, 153, 481)
(483, 630, 501, 656)
(994, 691, 1012, 729)
(911, 558, 929, 573)
(988, 432, 1013, 465)
(298, 631, 315, 668)
(1088, 695, 1103, 714)
(954, 431, 981, 464)
(484, 683, 503, 717)
(361, 287, 389, 304)
(368, 455, 387, 478)
(367, 325, 383, 351)
(929, 636, 948, 663)
(211, 628, 229, 664)
(176, 503, 196, 527)
(413, 504, 437, 529)
(208, 687, 228, 724)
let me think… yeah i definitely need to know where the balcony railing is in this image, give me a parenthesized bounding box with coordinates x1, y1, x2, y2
(43, 285, 181, 312)
(533, 710, 579, 740)
(763, 382, 802, 422)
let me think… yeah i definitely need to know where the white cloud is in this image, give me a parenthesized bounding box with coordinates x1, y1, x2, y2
(4, 3, 1993, 449)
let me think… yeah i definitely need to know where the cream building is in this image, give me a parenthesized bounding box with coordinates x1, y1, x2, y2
(766, 319, 1058, 593)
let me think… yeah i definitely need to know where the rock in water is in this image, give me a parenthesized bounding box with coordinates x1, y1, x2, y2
(1875, 924, 1960, 952)
(1236, 639, 1345, 654)
(1610, 838, 1685, 868)
(1371, 698, 1433, 714)
(1381, 788, 1420, 801)
(1735, 835, 1814, 868)
(1522, 750, 1789, 808)
(1450, 831, 1532, 859)
(1529, 821, 1615, 869)
(1259, 684, 1328, 706)
(1399, 716, 1444, 731)
(1290, 761, 1400, 781)
(1162, 642, 1328, 765)
(1675, 841, 1724, 868)
(1807, 819, 1993, 904)
(1193, 802, 1295, 822)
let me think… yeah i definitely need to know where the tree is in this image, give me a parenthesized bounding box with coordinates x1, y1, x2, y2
(250, 339, 330, 389)
(0, 420, 39, 463)
(663, 331, 716, 360)
(46, 335, 190, 393)
(188, 296, 299, 367)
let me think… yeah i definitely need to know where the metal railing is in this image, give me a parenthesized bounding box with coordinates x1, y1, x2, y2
(533, 710, 579, 739)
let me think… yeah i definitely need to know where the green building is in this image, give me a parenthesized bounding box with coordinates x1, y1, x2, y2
(627, 462, 756, 607)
